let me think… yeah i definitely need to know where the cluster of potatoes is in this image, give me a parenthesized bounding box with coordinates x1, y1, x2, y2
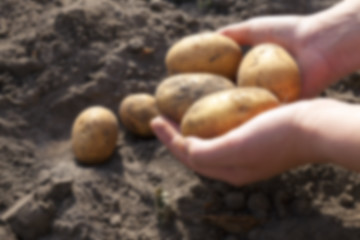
(71, 32, 301, 165)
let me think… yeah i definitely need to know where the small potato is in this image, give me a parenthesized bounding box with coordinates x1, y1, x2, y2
(119, 93, 159, 137)
(155, 73, 234, 123)
(166, 32, 242, 80)
(72, 106, 118, 164)
(237, 43, 301, 102)
(181, 87, 279, 138)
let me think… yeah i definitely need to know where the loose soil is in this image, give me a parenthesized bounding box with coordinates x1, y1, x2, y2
(1, 0, 360, 240)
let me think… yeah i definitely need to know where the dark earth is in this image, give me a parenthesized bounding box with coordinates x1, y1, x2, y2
(1, 0, 360, 239)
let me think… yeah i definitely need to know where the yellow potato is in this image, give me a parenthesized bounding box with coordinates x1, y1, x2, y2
(71, 106, 118, 164)
(155, 73, 234, 123)
(181, 87, 280, 138)
(237, 43, 301, 102)
(119, 93, 159, 137)
(166, 32, 242, 80)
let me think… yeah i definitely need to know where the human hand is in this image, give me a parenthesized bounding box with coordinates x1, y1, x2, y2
(152, 96, 360, 186)
(151, 101, 320, 186)
(219, 0, 360, 98)
(218, 16, 332, 98)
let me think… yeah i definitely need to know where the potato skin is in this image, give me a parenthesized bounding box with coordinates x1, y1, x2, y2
(181, 87, 280, 139)
(119, 93, 159, 137)
(237, 43, 301, 102)
(71, 106, 118, 164)
(166, 32, 242, 80)
(155, 73, 234, 123)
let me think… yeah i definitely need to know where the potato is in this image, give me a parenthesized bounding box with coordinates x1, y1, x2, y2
(71, 106, 118, 164)
(119, 93, 159, 137)
(237, 43, 301, 102)
(181, 87, 279, 138)
(166, 32, 242, 79)
(155, 73, 234, 123)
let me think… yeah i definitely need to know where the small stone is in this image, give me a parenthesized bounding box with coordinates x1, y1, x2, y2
(48, 178, 73, 201)
(274, 190, 290, 218)
(52, 221, 75, 237)
(128, 37, 144, 53)
(339, 193, 355, 208)
(150, 0, 169, 12)
(247, 193, 270, 219)
(35, 178, 73, 202)
(345, 184, 354, 193)
(109, 215, 122, 227)
(0, 58, 44, 77)
(37, 170, 52, 184)
(173, 12, 186, 24)
(224, 192, 245, 211)
(190, 183, 210, 198)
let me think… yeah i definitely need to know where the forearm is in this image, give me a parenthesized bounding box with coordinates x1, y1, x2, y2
(300, 0, 360, 84)
(297, 99, 360, 171)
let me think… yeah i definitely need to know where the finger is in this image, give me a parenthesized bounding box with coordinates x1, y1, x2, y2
(217, 21, 253, 45)
(185, 106, 291, 168)
(218, 16, 301, 49)
(185, 134, 243, 168)
(151, 116, 190, 166)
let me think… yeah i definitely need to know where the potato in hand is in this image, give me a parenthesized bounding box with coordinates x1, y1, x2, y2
(237, 43, 301, 102)
(181, 87, 280, 139)
(155, 73, 234, 123)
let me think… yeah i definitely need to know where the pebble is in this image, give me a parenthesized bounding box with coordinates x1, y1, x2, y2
(339, 193, 355, 208)
(273, 190, 290, 218)
(150, 0, 165, 12)
(128, 37, 145, 53)
(190, 183, 210, 198)
(247, 192, 270, 219)
(36, 178, 73, 202)
(224, 192, 245, 211)
(109, 215, 122, 227)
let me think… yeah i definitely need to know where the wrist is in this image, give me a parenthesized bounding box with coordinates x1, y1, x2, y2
(293, 98, 360, 170)
(291, 99, 330, 165)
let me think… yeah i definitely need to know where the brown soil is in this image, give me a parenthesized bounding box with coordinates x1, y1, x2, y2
(1, 0, 360, 239)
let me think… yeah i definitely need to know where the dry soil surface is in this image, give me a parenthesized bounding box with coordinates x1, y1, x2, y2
(1, 0, 360, 240)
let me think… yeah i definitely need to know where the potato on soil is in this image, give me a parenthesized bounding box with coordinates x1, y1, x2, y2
(237, 43, 301, 102)
(119, 93, 159, 137)
(181, 87, 280, 139)
(71, 106, 118, 164)
(155, 73, 234, 123)
(166, 32, 242, 80)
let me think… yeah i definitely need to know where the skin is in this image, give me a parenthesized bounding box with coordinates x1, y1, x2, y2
(151, 0, 360, 186)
